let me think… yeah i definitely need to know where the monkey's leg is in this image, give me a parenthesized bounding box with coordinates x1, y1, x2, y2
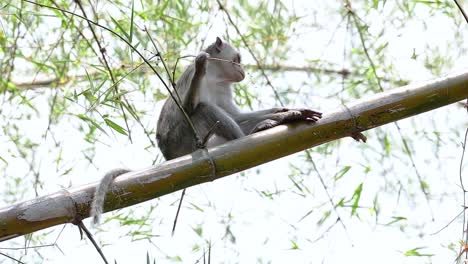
(235, 108, 292, 133)
(249, 108, 322, 133)
(236, 108, 322, 134)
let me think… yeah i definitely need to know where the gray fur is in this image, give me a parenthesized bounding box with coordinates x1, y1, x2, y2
(91, 38, 322, 225)
(156, 37, 322, 160)
(91, 168, 131, 225)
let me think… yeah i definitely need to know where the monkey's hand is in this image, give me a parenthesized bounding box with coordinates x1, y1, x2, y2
(195, 52, 208, 74)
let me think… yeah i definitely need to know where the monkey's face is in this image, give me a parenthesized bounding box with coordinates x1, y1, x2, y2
(206, 38, 245, 83)
(222, 54, 245, 83)
(215, 48, 245, 83)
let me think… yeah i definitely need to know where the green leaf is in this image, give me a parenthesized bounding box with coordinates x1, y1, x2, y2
(77, 114, 107, 134)
(384, 216, 407, 226)
(317, 210, 331, 226)
(169, 255, 182, 262)
(110, 16, 131, 41)
(129, 0, 134, 44)
(336, 198, 345, 208)
(384, 134, 391, 156)
(0, 156, 7, 165)
(104, 118, 128, 135)
(351, 183, 363, 216)
(290, 240, 299, 250)
(333, 166, 351, 181)
(189, 202, 204, 212)
(403, 247, 434, 257)
(420, 180, 430, 194)
(192, 225, 203, 237)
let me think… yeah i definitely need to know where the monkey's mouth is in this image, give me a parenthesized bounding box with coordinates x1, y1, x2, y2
(238, 69, 245, 79)
(234, 64, 245, 77)
(233, 69, 245, 82)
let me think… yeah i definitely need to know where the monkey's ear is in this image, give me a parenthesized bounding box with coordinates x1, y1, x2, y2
(215, 37, 223, 52)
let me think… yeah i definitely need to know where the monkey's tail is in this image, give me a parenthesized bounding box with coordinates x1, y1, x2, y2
(91, 168, 131, 225)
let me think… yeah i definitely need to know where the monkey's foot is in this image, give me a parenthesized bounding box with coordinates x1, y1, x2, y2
(251, 109, 322, 133)
(283, 108, 322, 122)
(350, 132, 367, 143)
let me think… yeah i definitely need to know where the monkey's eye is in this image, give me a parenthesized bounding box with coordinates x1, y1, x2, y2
(233, 54, 241, 64)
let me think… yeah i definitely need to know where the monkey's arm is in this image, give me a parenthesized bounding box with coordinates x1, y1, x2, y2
(192, 103, 245, 142)
(182, 52, 208, 114)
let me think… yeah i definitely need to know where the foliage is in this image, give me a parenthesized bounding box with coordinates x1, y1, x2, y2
(0, 0, 466, 263)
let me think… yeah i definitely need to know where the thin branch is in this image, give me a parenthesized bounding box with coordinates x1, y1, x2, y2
(86, 57, 158, 147)
(12, 64, 408, 90)
(49, 0, 103, 65)
(0, 251, 26, 264)
(144, 27, 182, 105)
(309, 217, 340, 244)
(217, 0, 285, 106)
(75, 0, 133, 143)
(454, 0, 468, 113)
(460, 128, 468, 252)
(460, 128, 467, 192)
(171, 188, 186, 236)
(144, 28, 197, 234)
(454, 0, 468, 24)
(344, 0, 434, 219)
(305, 150, 353, 245)
(23, 0, 201, 145)
(1, 71, 467, 240)
(430, 209, 464, 235)
(76, 221, 109, 264)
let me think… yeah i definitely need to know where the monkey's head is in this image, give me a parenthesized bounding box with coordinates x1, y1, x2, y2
(205, 37, 245, 83)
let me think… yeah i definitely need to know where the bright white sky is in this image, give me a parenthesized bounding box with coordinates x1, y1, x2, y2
(1, 1, 468, 264)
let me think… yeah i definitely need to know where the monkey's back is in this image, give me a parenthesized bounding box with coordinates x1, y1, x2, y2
(156, 64, 197, 160)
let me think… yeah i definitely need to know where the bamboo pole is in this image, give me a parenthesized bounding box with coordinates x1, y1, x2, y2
(1, 70, 467, 241)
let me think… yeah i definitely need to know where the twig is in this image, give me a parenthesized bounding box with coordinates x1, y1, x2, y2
(454, 0, 468, 24)
(76, 221, 109, 264)
(207, 240, 211, 264)
(460, 128, 467, 192)
(430, 209, 464, 235)
(144, 26, 182, 104)
(217, 0, 285, 106)
(460, 128, 468, 256)
(12, 64, 407, 90)
(171, 188, 186, 236)
(172, 55, 194, 84)
(344, 0, 434, 220)
(0, 251, 25, 264)
(23, 0, 201, 146)
(304, 150, 354, 246)
(310, 217, 340, 244)
(454, 0, 468, 114)
(75, 0, 133, 143)
(86, 56, 158, 147)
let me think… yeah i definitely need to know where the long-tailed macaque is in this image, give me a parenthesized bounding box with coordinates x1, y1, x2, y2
(90, 37, 322, 224)
(156, 37, 322, 159)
